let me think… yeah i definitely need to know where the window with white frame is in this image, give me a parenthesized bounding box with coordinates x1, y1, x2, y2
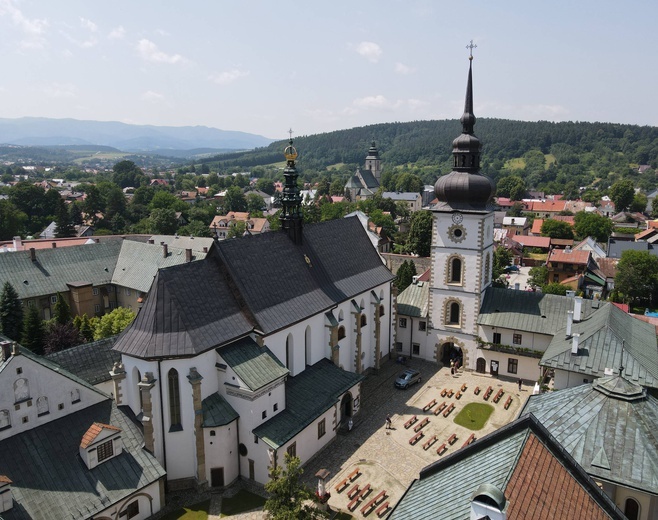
(418, 321, 426, 331)
(399, 318, 407, 328)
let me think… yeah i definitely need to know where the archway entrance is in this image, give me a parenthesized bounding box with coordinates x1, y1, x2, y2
(476, 358, 486, 374)
(340, 392, 353, 421)
(441, 342, 463, 367)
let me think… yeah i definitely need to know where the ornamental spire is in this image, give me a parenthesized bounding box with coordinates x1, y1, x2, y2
(279, 131, 303, 245)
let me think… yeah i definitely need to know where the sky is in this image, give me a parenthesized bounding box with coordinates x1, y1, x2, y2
(0, 0, 656, 140)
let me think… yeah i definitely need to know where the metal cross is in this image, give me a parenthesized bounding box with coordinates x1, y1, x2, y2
(288, 128, 294, 141)
(466, 40, 477, 59)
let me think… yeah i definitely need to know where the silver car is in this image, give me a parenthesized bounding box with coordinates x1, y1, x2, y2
(394, 369, 421, 389)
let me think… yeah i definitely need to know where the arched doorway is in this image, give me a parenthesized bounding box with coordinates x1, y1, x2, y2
(441, 342, 463, 367)
(624, 498, 640, 520)
(340, 392, 353, 422)
(476, 358, 486, 374)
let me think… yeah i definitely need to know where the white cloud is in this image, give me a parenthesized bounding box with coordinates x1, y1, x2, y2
(79, 17, 97, 32)
(353, 94, 389, 109)
(395, 62, 415, 75)
(478, 101, 570, 121)
(209, 68, 249, 85)
(136, 39, 185, 64)
(0, 0, 48, 48)
(355, 41, 382, 63)
(142, 90, 166, 103)
(108, 25, 125, 40)
(42, 82, 77, 99)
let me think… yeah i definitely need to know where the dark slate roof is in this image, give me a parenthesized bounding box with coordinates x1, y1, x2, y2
(253, 359, 363, 449)
(389, 415, 624, 520)
(114, 217, 392, 359)
(478, 287, 595, 335)
(397, 281, 429, 318)
(357, 168, 379, 189)
(46, 336, 121, 385)
(113, 255, 254, 359)
(218, 337, 288, 392)
(607, 238, 658, 259)
(521, 377, 658, 495)
(202, 392, 239, 427)
(541, 303, 658, 388)
(0, 241, 121, 299)
(215, 216, 393, 335)
(0, 400, 165, 520)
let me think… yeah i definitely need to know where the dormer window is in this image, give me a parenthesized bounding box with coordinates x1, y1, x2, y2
(79, 422, 123, 469)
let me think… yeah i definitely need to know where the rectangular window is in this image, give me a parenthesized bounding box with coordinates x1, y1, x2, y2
(107, 285, 114, 293)
(395, 342, 403, 352)
(27, 300, 34, 308)
(273, 403, 278, 412)
(399, 318, 407, 328)
(93, 287, 99, 296)
(50, 295, 57, 304)
(109, 302, 117, 309)
(493, 332, 501, 344)
(287, 442, 296, 458)
(318, 418, 326, 439)
(418, 321, 426, 331)
(412, 343, 420, 355)
(97, 439, 114, 462)
(125, 288, 131, 296)
(513, 333, 522, 345)
(262, 410, 267, 420)
(254, 434, 259, 444)
(94, 304, 100, 313)
(508, 359, 518, 374)
(126, 500, 139, 519)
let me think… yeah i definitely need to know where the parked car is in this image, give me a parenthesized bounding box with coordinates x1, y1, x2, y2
(504, 264, 520, 273)
(394, 369, 421, 389)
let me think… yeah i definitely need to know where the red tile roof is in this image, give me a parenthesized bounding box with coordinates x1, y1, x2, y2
(512, 235, 551, 248)
(0, 475, 12, 484)
(505, 433, 612, 520)
(80, 422, 122, 449)
(531, 200, 567, 213)
(548, 249, 591, 265)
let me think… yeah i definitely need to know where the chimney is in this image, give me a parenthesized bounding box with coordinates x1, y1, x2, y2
(95, 238, 100, 244)
(566, 311, 573, 337)
(148, 239, 154, 245)
(514, 283, 520, 291)
(29, 248, 36, 262)
(571, 333, 580, 354)
(185, 248, 192, 263)
(11, 342, 19, 356)
(0, 341, 11, 362)
(573, 297, 583, 322)
(203, 246, 208, 253)
(12, 236, 21, 250)
(162, 243, 168, 258)
(51, 242, 57, 248)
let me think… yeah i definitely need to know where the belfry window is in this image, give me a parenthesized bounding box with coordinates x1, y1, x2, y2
(450, 258, 462, 284)
(447, 302, 461, 326)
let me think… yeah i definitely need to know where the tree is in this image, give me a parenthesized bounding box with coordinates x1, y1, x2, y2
(573, 211, 614, 242)
(224, 185, 248, 212)
(92, 307, 136, 340)
(652, 197, 658, 218)
(246, 193, 266, 214)
(53, 292, 72, 325)
(0, 200, 27, 240)
(395, 260, 416, 293)
(407, 210, 433, 257)
(21, 306, 45, 355)
(630, 192, 648, 213)
(55, 197, 75, 238)
(540, 220, 574, 239)
(227, 221, 247, 239)
(43, 322, 83, 354)
(148, 208, 178, 235)
(527, 266, 548, 288)
(496, 176, 525, 199)
(0, 282, 24, 341)
(256, 178, 275, 195)
(264, 453, 328, 520)
(492, 247, 513, 282)
(609, 179, 635, 212)
(615, 250, 658, 307)
(395, 172, 423, 194)
(507, 202, 525, 218)
(112, 160, 145, 188)
(541, 282, 568, 295)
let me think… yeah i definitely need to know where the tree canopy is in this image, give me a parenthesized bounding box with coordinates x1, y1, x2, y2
(406, 210, 433, 257)
(609, 179, 635, 212)
(540, 220, 574, 240)
(615, 250, 658, 308)
(573, 211, 614, 242)
(0, 282, 23, 341)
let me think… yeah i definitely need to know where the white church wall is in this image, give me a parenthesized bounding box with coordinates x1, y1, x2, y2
(613, 486, 653, 520)
(476, 351, 541, 382)
(0, 353, 107, 442)
(204, 421, 239, 488)
(265, 314, 326, 377)
(97, 480, 163, 520)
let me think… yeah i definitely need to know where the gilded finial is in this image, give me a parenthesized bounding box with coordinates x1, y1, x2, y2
(466, 40, 477, 61)
(284, 128, 298, 161)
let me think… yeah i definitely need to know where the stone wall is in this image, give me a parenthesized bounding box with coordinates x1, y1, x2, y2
(382, 253, 431, 276)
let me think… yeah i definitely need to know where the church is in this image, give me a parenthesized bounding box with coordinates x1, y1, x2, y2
(110, 140, 395, 489)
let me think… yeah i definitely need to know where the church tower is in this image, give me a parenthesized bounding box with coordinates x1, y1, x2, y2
(429, 46, 495, 370)
(279, 134, 303, 245)
(364, 141, 382, 182)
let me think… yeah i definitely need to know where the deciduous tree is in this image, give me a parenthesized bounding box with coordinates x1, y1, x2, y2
(615, 250, 658, 307)
(609, 179, 635, 212)
(407, 210, 433, 257)
(540, 220, 574, 240)
(573, 211, 614, 242)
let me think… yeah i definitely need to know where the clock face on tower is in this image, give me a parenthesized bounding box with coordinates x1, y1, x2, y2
(452, 212, 463, 224)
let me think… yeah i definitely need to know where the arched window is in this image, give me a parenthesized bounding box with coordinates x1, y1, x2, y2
(450, 257, 462, 284)
(286, 334, 294, 373)
(379, 305, 385, 317)
(168, 368, 182, 429)
(14, 378, 30, 402)
(37, 396, 49, 416)
(0, 410, 10, 430)
(305, 326, 311, 367)
(624, 498, 640, 520)
(446, 301, 461, 326)
(70, 388, 80, 404)
(338, 310, 344, 321)
(337, 326, 346, 340)
(360, 314, 367, 327)
(485, 252, 491, 284)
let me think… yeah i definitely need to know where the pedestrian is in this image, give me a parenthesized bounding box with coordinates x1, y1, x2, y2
(385, 414, 392, 430)
(518, 378, 522, 391)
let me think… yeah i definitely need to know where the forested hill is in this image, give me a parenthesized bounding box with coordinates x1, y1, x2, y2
(208, 119, 658, 192)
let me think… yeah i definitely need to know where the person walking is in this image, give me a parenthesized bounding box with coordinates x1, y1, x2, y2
(518, 378, 522, 391)
(385, 414, 392, 430)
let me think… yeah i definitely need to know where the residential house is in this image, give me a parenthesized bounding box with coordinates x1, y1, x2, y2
(502, 216, 529, 235)
(546, 248, 592, 284)
(599, 198, 616, 217)
(209, 212, 270, 240)
(530, 199, 567, 218)
(382, 192, 422, 213)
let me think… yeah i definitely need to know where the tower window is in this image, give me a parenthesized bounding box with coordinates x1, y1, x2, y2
(168, 369, 182, 430)
(446, 301, 461, 326)
(449, 257, 462, 284)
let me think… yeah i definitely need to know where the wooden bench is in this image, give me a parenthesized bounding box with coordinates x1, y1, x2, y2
(440, 388, 447, 397)
(414, 417, 429, 432)
(447, 433, 457, 445)
(504, 395, 513, 409)
(434, 401, 447, 415)
(447, 389, 454, 398)
(347, 483, 360, 499)
(358, 483, 371, 499)
(347, 495, 361, 512)
(376, 501, 390, 517)
(404, 415, 418, 429)
(455, 390, 462, 399)
(348, 467, 360, 481)
(474, 386, 480, 395)
(335, 478, 349, 493)
(443, 403, 455, 417)
(361, 497, 378, 516)
(493, 389, 504, 403)
(462, 433, 476, 448)
(423, 434, 438, 450)
(409, 431, 424, 445)
(423, 398, 437, 412)
(484, 386, 493, 400)
(461, 383, 467, 392)
(436, 442, 447, 455)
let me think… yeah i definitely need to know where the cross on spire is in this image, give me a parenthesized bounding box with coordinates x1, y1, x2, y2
(288, 128, 294, 141)
(466, 40, 477, 60)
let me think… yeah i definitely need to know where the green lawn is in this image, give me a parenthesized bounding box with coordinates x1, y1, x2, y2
(454, 403, 495, 431)
(220, 490, 266, 516)
(160, 500, 210, 520)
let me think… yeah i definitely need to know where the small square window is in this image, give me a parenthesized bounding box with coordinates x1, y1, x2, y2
(50, 295, 58, 304)
(97, 439, 114, 462)
(399, 318, 407, 328)
(513, 333, 522, 345)
(262, 410, 267, 420)
(418, 321, 426, 331)
(94, 304, 101, 313)
(508, 358, 518, 374)
(27, 300, 34, 308)
(16, 367, 22, 375)
(493, 332, 502, 344)
(254, 434, 259, 444)
(287, 442, 296, 458)
(412, 343, 420, 355)
(58, 403, 64, 410)
(93, 287, 99, 296)
(210, 430, 216, 437)
(273, 403, 278, 412)
(318, 418, 326, 439)
(22, 416, 28, 424)
(125, 288, 131, 296)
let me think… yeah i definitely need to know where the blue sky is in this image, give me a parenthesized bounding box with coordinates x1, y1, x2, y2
(0, 0, 656, 140)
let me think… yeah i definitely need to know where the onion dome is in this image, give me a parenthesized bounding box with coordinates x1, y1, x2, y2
(366, 141, 379, 159)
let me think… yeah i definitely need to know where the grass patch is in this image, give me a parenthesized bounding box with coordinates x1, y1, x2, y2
(505, 158, 526, 170)
(160, 499, 210, 520)
(544, 154, 556, 168)
(454, 403, 494, 431)
(220, 489, 266, 516)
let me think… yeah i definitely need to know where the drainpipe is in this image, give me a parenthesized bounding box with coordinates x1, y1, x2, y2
(157, 360, 167, 473)
(410, 317, 414, 359)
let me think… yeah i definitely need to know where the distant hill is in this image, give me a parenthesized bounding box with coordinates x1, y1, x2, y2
(0, 117, 274, 153)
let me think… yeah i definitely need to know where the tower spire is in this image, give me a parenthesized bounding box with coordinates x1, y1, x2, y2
(279, 131, 303, 245)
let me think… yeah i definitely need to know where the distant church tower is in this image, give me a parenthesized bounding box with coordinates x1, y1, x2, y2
(364, 141, 382, 182)
(279, 134, 303, 245)
(429, 48, 495, 370)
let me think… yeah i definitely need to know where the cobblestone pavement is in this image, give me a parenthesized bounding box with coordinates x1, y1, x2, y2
(152, 358, 531, 519)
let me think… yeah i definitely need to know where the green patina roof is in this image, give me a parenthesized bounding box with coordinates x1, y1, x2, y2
(478, 287, 595, 335)
(253, 358, 363, 449)
(202, 392, 239, 427)
(522, 377, 658, 494)
(397, 281, 429, 318)
(217, 337, 288, 392)
(541, 303, 658, 388)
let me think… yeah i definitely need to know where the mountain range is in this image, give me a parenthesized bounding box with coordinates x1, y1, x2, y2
(0, 117, 273, 153)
